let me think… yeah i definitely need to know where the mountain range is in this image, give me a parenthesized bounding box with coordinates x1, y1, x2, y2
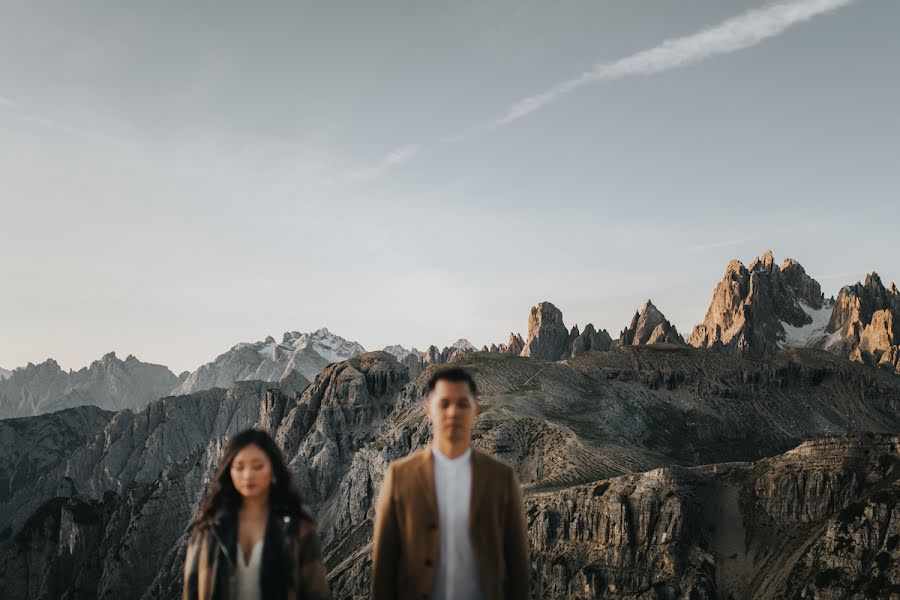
(1, 250, 899, 598)
(2, 251, 896, 421)
(0, 353, 185, 420)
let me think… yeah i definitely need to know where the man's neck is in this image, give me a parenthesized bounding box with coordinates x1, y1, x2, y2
(433, 438, 471, 460)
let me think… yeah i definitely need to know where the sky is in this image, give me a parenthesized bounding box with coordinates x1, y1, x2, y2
(1, 0, 898, 374)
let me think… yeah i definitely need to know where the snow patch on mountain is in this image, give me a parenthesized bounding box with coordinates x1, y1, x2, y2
(449, 338, 475, 351)
(382, 345, 424, 361)
(173, 327, 364, 395)
(780, 301, 833, 348)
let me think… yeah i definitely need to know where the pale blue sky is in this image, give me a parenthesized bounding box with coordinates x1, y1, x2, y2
(1, 0, 897, 373)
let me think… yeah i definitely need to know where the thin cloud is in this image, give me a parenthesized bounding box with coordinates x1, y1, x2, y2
(1, 91, 100, 139)
(492, 0, 856, 127)
(346, 143, 419, 181)
(324, 0, 856, 181)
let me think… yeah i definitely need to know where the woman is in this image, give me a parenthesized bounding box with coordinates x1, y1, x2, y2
(183, 428, 330, 600)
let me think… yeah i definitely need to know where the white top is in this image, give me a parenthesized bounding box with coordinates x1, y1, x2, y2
(431, 446, 483, 600)
(235, 538, 264, 600)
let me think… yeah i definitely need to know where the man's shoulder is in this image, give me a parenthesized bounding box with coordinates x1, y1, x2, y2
(386, 446, 429, 476)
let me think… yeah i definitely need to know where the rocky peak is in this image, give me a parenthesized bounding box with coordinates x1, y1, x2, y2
(422, 345, 442, 365)
(381, 345, 424, 362)
(449, 338, 474, 350)
(569, 322, 613, 356)
(780, 258, 824, 309)
(0, 353, 183, 419)
(827, 272, 900, 373)
(688, 251, 826, 357)
(520, 301, 570, 361)
(505, 332, 525, 355)
(619, 299, 684, 346)
(174, 328, 365, 395)
(749, 248, 776, 273)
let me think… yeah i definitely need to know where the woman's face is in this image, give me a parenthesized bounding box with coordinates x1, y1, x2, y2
(229, 443, 273, 499)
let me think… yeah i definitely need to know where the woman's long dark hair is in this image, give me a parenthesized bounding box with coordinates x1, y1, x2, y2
(192, 428, 306, 530)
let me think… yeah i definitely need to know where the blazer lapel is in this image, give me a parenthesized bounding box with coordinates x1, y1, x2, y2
(413, 444, 438, 518)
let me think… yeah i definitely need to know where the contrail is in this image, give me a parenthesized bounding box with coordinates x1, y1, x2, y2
(344, 0, 856, 179)
(492, 0, 856, 127)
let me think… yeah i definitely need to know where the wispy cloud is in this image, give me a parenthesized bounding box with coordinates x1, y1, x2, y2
(346, 143, 420, 181)
(0, 91, 100, 139)
(492, 0, 856, 127)
(335, 0, 857, 181)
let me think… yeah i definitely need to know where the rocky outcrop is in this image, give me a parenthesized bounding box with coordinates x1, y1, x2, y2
(780, 258, 824, 308)
(521, 302, 572, 361)
(173, 327, 361, 395)
(618, 299, 684, 346)
(826, 273, 900, 374)
(0, 352, 186, 419)
(570, 323, 613, 356)
(492, 332, 525, 355)
(0, 379, 275, 545)
(688, 251, 830, 357)
(0, 377, 285, 599)
(526, 433, 900, 599)
(273, 352, 409, 511)
(380, 345, 423, 362)
(0, 406, 113, 504)
(0, 367, 11, 381)
(440, 339, 475, 363)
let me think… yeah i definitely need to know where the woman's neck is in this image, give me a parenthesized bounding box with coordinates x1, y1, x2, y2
(240, 494, 270, 518)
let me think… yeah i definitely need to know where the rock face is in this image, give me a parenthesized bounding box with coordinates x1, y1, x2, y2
(521, 302, 571, 360)
(0, 367, 11, 381)
(0, 352, 186, 419)
(381, 345, 423, 362)
(688, 251, 830, 357)
(491, 332, 525, 355)
(0, 378, 279, 599)
(173, 327, 362, 395)
(780, 258, 824, 308)
(618, 299, 684, 346)
(827, 273, 900, 374)
(570, 323, 613, 355)
(0, 406, 113, 503)
(526, 433, 900, 599)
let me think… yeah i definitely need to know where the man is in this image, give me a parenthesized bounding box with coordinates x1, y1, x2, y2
(370, 367, 531, 600)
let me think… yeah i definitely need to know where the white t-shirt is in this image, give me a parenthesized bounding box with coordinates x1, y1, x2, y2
(431, 446, 483, 600)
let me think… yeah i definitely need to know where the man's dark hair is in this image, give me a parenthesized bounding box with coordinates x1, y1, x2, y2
(426, 367, 479, 397)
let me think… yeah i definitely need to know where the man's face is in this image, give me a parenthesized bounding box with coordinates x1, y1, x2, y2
(426, 379, 479, 445)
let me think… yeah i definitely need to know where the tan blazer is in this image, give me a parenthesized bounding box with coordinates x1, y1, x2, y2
(370, 444, 531, 600)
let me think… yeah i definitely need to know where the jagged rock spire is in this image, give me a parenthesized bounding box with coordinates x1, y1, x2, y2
(619, 299, 684, 346)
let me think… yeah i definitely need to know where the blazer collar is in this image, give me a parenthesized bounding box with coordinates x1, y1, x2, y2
(413, 444, 438, 518)
(415, 443, 490, 530)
